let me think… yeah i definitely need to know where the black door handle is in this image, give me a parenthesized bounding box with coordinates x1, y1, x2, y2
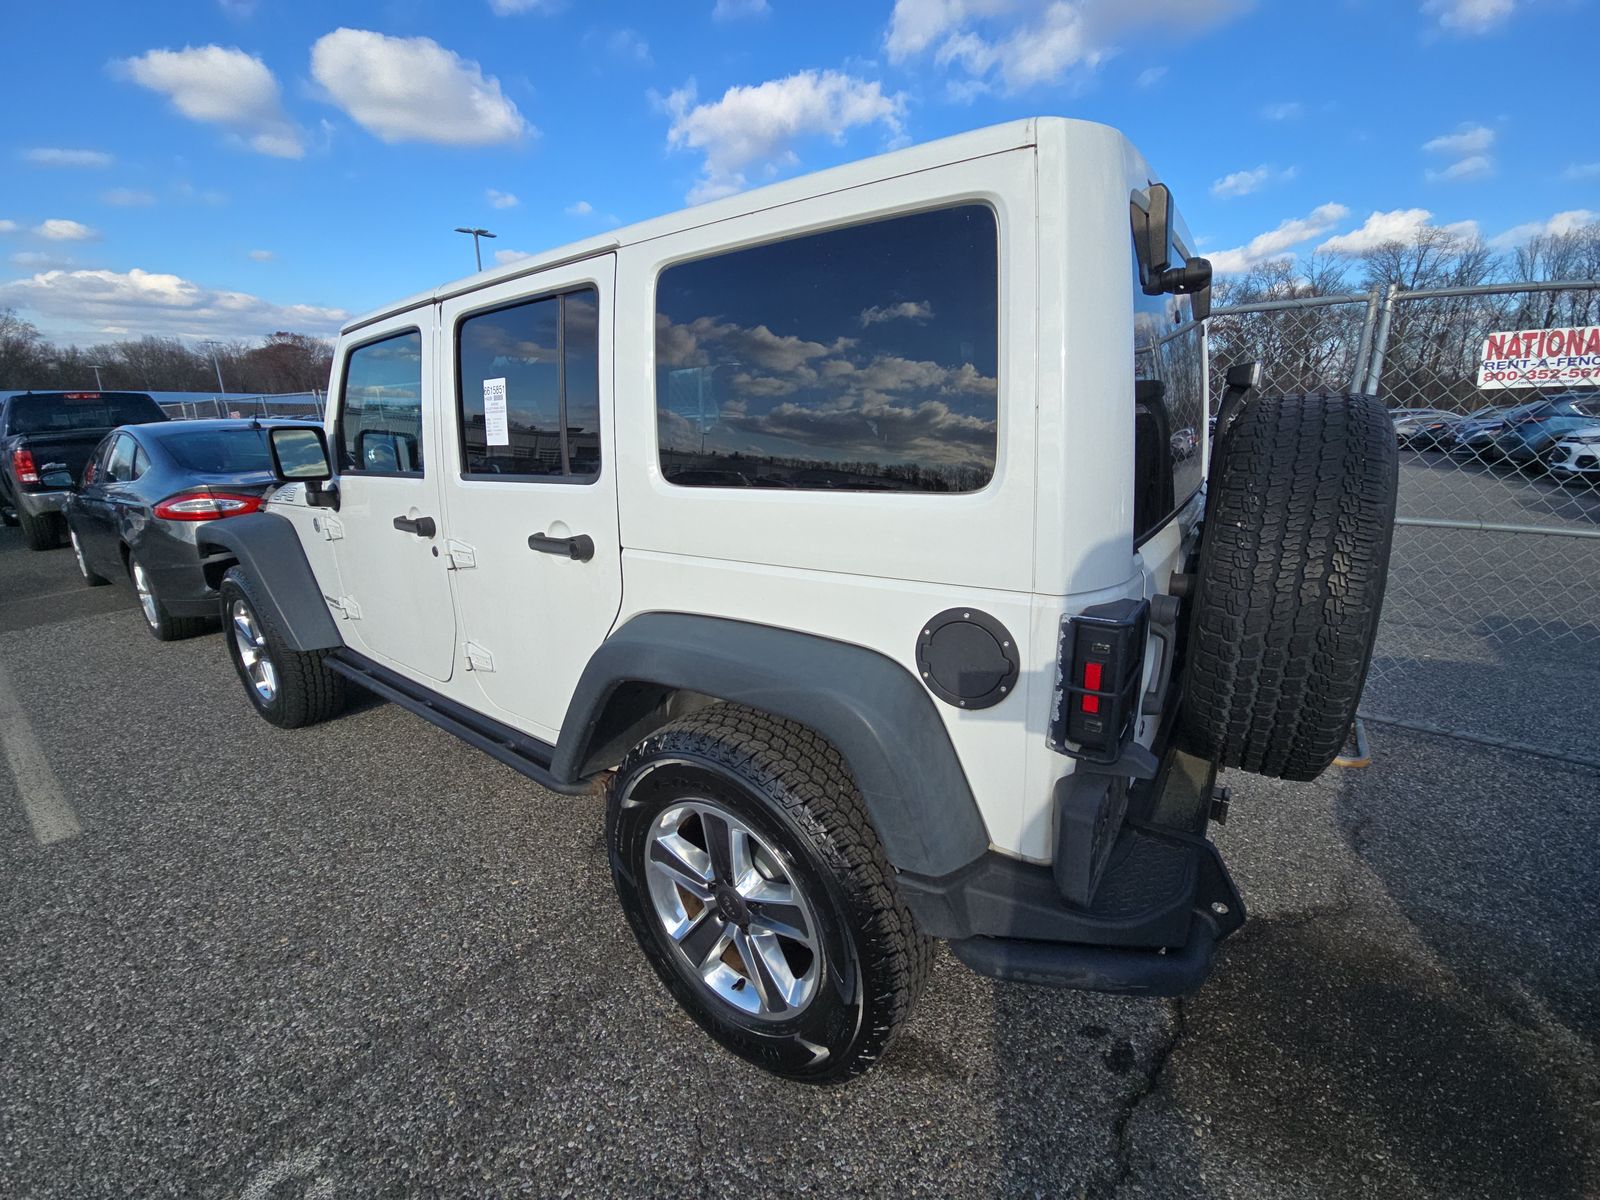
(527, 532, 594, 562)
(392, 515, 437, 538)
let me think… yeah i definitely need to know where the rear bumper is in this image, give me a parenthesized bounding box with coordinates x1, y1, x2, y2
(14, 489, 69, 518)
(899, 744, 1245, 996)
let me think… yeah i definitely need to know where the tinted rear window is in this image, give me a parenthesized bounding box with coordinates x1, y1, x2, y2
(5, 393, 162, 435)
(654, 205, 999, 492)
(164, 428, 275, 473)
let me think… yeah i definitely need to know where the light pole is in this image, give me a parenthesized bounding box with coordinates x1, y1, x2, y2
(454, 226, 496, 271)
(202, 340, 227, 394)
(87, 363, 103, 390)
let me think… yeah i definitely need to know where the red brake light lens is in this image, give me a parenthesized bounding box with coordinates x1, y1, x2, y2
(12, 448, 39, 485)
(1081, 661, 1104, 713)
(153, 491, 264, 521)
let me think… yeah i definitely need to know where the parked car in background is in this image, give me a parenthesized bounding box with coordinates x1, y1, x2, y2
(1450, 398, 1584, 459)
(1543, 421, 1600, 483)
(1490, 395, 1600, 468)
(0, 391, 169, 549)
(1394, 410, 1462, 450)
(64, 419, 314, 640)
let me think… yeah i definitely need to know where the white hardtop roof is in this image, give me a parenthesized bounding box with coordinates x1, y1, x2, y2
(342, 116, 1131, 336)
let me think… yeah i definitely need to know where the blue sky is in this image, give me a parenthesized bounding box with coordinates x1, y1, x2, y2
(1, 0, 1593, 345)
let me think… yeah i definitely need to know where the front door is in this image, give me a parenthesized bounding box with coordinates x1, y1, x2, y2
(328, 310, 457, 683)
(437, 255, 622, 741)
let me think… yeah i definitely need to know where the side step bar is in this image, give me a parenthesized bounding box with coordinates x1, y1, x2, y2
(326, 650, 596, 797)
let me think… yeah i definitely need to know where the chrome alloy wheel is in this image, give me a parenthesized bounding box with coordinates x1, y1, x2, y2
(131, 559, 160, 629)
(644, 800, 821, 1020)
(230, 599, 278, 703)
(70, 530, 89, 579)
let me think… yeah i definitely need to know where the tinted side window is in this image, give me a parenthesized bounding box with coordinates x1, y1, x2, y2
(654, 205, 999, 492)
(456, 286, 601, 479)
(338, 330, 425, 474)
(106, 435, 137, 483)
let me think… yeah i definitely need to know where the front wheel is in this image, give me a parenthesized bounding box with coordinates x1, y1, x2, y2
(70, 529, 110, 586)
(607, 704, 932, 1083)
(219, 568, 345, 728)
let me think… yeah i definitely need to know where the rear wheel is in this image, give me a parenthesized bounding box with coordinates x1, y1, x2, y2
(129, 553, 209, 641)
(607, 704, 932, 1083)
(69, 529, 110, 586)
(19, 509, 60, 551)
(219, 568, 345, 728)
(1180, 391, 1398, 781)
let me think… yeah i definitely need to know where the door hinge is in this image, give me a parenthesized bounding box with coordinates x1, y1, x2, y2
(326, 595, 362, 620)
(463, 641, 495, 672)
(313, 515, 344, 541)
(445, 539, 476, 570)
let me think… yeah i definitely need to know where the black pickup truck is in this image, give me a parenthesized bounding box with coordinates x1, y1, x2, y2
(1, 391, 170, 549)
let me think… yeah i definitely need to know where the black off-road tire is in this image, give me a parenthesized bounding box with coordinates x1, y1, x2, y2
(219, 567, 346, 728)
(1180, 391, 1398, 781)
(19, 508, 61, 551)
(607, 703, 933, 1084)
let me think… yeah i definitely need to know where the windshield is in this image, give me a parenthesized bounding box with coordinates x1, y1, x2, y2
(6, 393, 162, 435)
(164, 427, 275, 473)
(1131, 225, 1206, 544)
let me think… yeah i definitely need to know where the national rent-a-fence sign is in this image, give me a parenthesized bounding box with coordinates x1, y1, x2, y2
(1476, 326, 1600, 390)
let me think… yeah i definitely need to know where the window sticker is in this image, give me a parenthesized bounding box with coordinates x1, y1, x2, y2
(483, 377, 509, 446)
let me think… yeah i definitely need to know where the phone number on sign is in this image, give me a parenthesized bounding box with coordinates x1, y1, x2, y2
(1479, 366, 1600, 383)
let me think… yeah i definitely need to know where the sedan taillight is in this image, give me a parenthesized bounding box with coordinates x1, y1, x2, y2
(152, 491, 264, 521)
(11, 448, 39, 486)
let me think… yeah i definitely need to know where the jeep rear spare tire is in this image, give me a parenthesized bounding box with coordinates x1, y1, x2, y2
(1180, 391, 1398, 781)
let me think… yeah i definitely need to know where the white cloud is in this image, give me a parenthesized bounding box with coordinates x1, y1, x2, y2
(714, 0, 770, 17)
(101, 188, 156, 206)
(487, 188, 519, 209)
(0, 267, 348, 341)
(1424, 123, 1494, 157)
(494, 248, 533, 265)
(1211, 164, 1294, 199)
(311, 29, 530, 146)
(1317, 208, 1478, 254)
(23, 148, 113, 168)
(0, 220, 16, 234)
(115, 44, 305, 158)
(1489, 209, 1599, 249)
(1260, 100, 1302, 120)
(607, 28, 652, 62)
(664, 70, 905, 204)
(1207, 203, 1350, 273)
(885, 0, 1248, 94)
(248, 249, 274, 261)
(566, 200, 594, 216)
(1564, 162, 1600, 181)
(35, 219, 97, 242)
(1423, 0, 1514, 34)
(1136, 66, 1167, 87)
(488, 0, 561, 12)
(860, 300, 934, 326)
(1427, 154, 1493, 183)
(11, 251, 76, 270)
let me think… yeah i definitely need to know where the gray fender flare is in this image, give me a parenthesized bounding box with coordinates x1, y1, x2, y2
(194, 512, 342, 652)
(554, 613, 989, 878)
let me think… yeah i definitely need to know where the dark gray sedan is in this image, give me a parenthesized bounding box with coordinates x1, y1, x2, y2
(64, 419, 316, 640)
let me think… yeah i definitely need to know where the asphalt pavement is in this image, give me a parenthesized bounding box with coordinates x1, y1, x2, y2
(1, 524, 1596, 1199)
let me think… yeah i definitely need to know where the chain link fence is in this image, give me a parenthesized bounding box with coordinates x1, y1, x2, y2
(1208, 280, 1600, 764)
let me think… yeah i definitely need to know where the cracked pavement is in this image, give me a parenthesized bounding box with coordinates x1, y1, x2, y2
(1, 529, 1597, 1199)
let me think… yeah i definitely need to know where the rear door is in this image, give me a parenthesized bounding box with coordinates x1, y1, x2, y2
(436, 255, 621, 740)
(327, 309, 458, 683)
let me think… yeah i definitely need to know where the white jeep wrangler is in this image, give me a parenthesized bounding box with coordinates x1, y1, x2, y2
(201, 118, 1397, 1083)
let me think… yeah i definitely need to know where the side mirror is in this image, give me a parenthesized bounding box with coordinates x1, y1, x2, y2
(268, 426, 339, 509)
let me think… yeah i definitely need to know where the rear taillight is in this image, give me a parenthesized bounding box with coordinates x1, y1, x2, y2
(152, 491, 264, 521)
(11, 448, 39, 486)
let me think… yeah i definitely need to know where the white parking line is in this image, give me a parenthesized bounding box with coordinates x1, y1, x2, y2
(0, 660, 82, 845)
